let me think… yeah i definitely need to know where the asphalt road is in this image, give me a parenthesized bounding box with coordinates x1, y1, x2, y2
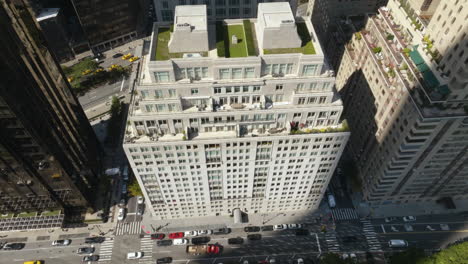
(78, 79, 128, 109)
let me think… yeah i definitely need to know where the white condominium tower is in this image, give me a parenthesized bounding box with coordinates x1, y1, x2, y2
(124, 2, 349, 220)
(335, 0, 468, 211)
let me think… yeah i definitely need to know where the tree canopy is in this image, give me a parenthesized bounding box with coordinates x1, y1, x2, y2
(390, 242, 468, 264)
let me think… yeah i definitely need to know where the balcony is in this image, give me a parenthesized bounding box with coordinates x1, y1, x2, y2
(289, 120, 349, 135)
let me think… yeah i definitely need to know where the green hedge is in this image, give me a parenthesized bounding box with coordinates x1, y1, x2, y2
(216, 22, 226, 57)
(243, 20, 256, 56)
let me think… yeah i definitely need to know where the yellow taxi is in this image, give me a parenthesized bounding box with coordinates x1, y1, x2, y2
(23, 261, 43, 264)
(129, 56, 139, 62)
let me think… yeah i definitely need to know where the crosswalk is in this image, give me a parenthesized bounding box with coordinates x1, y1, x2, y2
(115, 221, 142, 236)
(98, 237, 114, 262)
(139, 235, 154, 264)
(331, 208, 359, 221)
(324, 230, 340, 252)
(361, 219, 382, 252)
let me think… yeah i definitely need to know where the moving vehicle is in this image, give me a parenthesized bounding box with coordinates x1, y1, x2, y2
(192, 236, 210, 245)
(112, 53, 123, 58)
(404, 224, 414, 232)
(228, 237, 244, 245)
(82, 255, 99, 262)
(137, 196, 144, 204)
(118, 199, 126, 207)
(247, 234, 262, 240)
(273, 224, 288, 231)
(295, 229, 309, 236)
(122, 165, 129, 181)
(186, 245, 208, 255)
(244, 226, 261, 232)
(388, 239, 408, 248)
(85, 237, 105, 244)
(173, 238, 189, 245)
(121, 184, 127, 194)
(52, 239, 71, 246)
(197, 230, 213, 235)
(384, 217, 397, 223)
(23, 261, 43, 264)
(77, 247, 95, 254)
(127, 252, 143, 259)
(213, 227, 231, 234)
(3, 243, 25, 250)
(137, 206, 144, 216)
(297, 258, 304, 264)
(157, 240, 173, 246)
(207, 244, 221, 254)
(151, 233, 165, 240)
(328, 194, 336, 208)
(287, 224, 303, 229)
(403, 216, 416, 222)
(117, 208, 126, 221)
(184, 230, 198, 237)
(157, 257, 173, 264)
(261, 225, 273, 231)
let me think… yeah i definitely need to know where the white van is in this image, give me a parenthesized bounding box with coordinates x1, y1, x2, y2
(328, 194, 336, 208)
(388, 239, 408, 248)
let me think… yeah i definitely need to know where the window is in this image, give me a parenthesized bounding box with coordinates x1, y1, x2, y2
(216, 8, 226, 15)
(298, 98, 306, 104)
(168, 89, 176, 98)
(244, 8, 251, 15)
(229, 8, 239, 16)
(243, 0, 250, 3)
(253, 86, 261, 92)
(302, 65, 318, 76)
(219, 69, 230, 79)
(155, 71, 170, 82)
(263, 63, 293, 75)
(214, 87, 222, 94)
(155, 90, 163, 99)
(244, 67, 254, 78)
(276, 84, 283, 91)
(275, 94, 283, 102)
(161, 10, 173, 21)
(191, 88, 199, 95)
(229, 0, 239, 5)
(216, 0, 225, 5)
(232, 68, 242, 79)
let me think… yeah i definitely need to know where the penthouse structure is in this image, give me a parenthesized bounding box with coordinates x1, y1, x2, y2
(335, 0, 468, 210)
(123, 2, 349, 220)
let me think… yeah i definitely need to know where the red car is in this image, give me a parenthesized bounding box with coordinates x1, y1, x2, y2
(151, 233, 165, 240)
(168, 232, 184, 239)
(207, 244, 220, 254)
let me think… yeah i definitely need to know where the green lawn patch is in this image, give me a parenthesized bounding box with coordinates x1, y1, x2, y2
(243, 20, 256, 56)
(17, 212, 37, 217)
(41, 210, 61, 216)
(216, 23, 248, 58)
(0, 213, 13, 219)
(155, 27, 207, 60)
(264, 23, 316, 55)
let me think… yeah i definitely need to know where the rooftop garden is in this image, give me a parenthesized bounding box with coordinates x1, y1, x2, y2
(290, 120, 349, 135)
(41, 210, 62, 216)
(263, 23, 316, 55)
(155, 27, 184, 60)
(17, 211, 37, 217)
(216, 22, 248, 58)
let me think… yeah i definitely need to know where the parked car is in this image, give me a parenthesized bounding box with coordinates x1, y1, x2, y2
(296, 258, 304, 264)
(197, 230, 213, 235)
(84, 237, 105, 244)
(118, 199, 126, 207)
(121, 184, 127, 194)
(77, 247, 95, 254)
(157, 257, 173, 264)
(184, 230, 198, 237)
(157, 240, 173, 246)
(388, 239, 408, 248)
(228, 237, 244, 245)
(213, 227, 231, 234)
(403, 216, 416, 222)
(207, 244, 221, 254)
(52, 239, 71, 246)
(112, 53, 123, 58)
(295, 229, 309, 236)
(287, 224, 303, 229)
(127, 252, 143, 259)
(169, 232, 184, 239)
(173, 238, 189, 245)
(117, 208, 126, 221)
(22, 261, 43, 264)
(247, 234, 262, 240)
(122, 165, 129, 181)
(384, 217, 397, 223)
(151, 233, 165, 240)
(273, 224, 288, 231)
(404, 224, 414, 232)
(82, 255, 99, 262)
(2, 243, 25, 250)
(192, 237, 210, 245)
(137, 206, 144, 216)
(137, 196, 144, 204)
(244, 226, 261, 232)
(328, 194, 336, 208)
(261, 225, 274, 231)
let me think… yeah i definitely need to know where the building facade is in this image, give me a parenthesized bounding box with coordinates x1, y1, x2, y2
(123, 3, 349, 220)
(335, 0, 468, 210)
(0, 0, 102, 214)
(153, 0, 297, 21)
(70, 0, 147, 53)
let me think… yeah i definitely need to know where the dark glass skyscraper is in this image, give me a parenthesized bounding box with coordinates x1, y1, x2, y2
(0, 0, 101, 214)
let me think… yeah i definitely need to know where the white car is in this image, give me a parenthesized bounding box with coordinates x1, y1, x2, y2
(403, 216, 416, 222)
(137, 196, 144, 204)
(197, 230, 213, 235)
(273, 224, 288, 231)
(52, 239, 71, 246)
(184, 230, 198, 237)
(127, 252, 143, 259)
(384, 217, 397, 223)
(173, 238, 189, 245)
(117, 208, 126, 221)
(404, 224, 414, 232)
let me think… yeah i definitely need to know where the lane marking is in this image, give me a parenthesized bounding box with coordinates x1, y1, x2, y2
(379, 229, 468, 235)
(120, 76, 126, 92)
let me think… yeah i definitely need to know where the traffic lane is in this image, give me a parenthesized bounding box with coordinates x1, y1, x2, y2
(375, 222, 467, 233)
(167, 253, 320, 264)
(370, 214, 466, 225)
(125, 196, 139, 222)
(4, 245, 84, 264)
(78, 81, 123, 106)
(9, 256, 80, 264)
(380, 229, 468, 249)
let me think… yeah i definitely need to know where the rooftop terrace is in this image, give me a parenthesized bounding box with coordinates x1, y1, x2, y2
(263, 22, 316, 55)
